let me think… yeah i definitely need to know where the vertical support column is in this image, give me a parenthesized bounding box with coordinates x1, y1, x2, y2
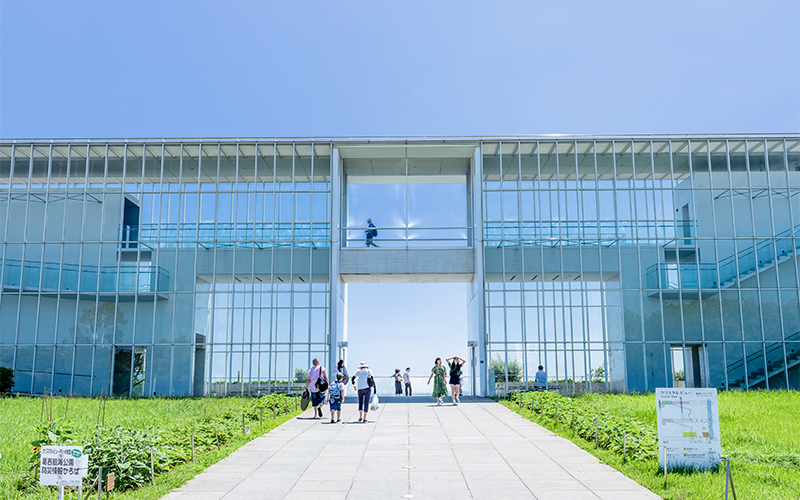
(328, 147, 345, 373)
(467, 145, 487, 396)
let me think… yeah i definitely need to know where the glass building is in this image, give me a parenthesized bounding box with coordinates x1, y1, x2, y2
(1, 135, 798, 397)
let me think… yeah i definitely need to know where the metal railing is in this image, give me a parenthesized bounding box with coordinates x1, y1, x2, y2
(120, 223, 331, 249)
(343, 226, 470, 248)
(646, 223, 800, 290)
(725, 331, 800, 389)
(1, 259, 169, 293)
(484, 220, 692, 247)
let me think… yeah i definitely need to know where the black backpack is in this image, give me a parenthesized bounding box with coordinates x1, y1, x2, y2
(314, 368, 328, 392)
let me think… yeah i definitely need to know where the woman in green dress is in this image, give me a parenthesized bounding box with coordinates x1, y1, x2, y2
(427, 357, 448, 405)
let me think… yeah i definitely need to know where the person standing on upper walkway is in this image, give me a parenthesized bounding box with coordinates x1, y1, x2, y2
(365, 218, 379, 247)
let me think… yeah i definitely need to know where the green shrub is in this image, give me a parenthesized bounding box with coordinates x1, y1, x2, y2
(294, 368, 308, 383)
(17, 418, 79, 490)
(511, 391, 658, 461)
(85, 427, 170, 491)
(491, 356, 522, 382)
(15, 394, 301, 494)
(0, 367, 13, 394)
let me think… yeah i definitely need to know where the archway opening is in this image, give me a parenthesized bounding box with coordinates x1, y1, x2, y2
(345, 283, 469, 396)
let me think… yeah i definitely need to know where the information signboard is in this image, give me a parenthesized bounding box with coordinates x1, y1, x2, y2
(39, 445, 88, 487)
(655, 388, 722, 470)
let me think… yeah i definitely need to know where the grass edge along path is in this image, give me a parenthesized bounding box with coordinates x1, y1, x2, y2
(501, 392, 800, 500)
(115, 409, 300, 500)
(2, 395, 302, 500)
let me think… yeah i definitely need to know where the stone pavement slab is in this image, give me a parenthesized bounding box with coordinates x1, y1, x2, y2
(161, 396, 661, 499)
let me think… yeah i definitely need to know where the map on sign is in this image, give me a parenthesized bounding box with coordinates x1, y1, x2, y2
(39, 445, 88, 487)
(655, 388, 722, 471)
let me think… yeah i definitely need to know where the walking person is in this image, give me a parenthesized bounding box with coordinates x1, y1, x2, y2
(446, 356, 465, 405)
(327, 373, 346, 423)
(403, 367, 412, 396)
(427, 358, 448, 405)
(394, 369, 403, 396)
(365, 218, 379, 247)
(305, 358, 329, 418)
(352, 361, 375, 423)
(337, 359, 349, 390)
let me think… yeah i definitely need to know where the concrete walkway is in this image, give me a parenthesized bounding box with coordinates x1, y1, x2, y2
(162, 396, 661, 500)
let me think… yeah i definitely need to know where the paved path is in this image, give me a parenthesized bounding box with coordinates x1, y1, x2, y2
(162, 396, 661, 500)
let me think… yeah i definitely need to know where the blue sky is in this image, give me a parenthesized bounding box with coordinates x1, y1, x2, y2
(2, 1, 798, 138)
(1, 1, 798, 384)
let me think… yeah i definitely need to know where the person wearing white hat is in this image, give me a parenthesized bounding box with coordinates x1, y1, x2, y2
(365, 218, 379, 247)
(352, 361, 375, 422)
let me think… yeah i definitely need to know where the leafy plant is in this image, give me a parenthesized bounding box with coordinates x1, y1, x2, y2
(0, 367, 13, 394)
(590, 363, 605, 383)
(510, 391, 658, 461)
(8, 394, 302, 495)
(84, 427, 167, 491)
(294, 368, 308, 383)
(490, 356, 522, 382)
(17, 418, 79, 490)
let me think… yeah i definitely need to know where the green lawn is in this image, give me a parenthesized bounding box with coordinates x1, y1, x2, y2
(502, 390, 800, 500)
(0, 395, 301, 499)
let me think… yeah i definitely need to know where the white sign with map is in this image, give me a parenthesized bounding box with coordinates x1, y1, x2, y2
(655, 388, 721, 470)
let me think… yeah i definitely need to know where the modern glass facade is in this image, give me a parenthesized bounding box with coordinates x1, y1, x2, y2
(0, 143, 331, 396)
(1, 136, 798, 396)
(482, 138, 800, 393)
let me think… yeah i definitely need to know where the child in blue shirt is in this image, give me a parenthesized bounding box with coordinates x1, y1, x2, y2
(327, 373, 346, 423)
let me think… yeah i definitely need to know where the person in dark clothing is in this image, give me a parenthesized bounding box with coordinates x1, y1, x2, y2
(446, 356, 465, 405)
(394, 369, 403, 395)
(365, 218, 379, 247)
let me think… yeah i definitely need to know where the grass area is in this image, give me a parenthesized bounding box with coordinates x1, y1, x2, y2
(501, 390, 800, 500)
(0, 395, 302, 499)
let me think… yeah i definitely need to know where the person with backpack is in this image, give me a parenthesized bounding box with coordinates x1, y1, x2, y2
(393, 368, 403, 396)
(326, 373, 346, 423)
(305, 358, 329, 418)
(365, 218, 379, 247)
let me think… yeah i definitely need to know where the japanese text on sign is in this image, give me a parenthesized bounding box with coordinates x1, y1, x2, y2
(656, 388, 722, 471)
(39, 446, 88, 487)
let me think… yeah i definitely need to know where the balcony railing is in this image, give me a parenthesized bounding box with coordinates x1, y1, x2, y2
(2, 259, 169, 293)
(342, 226, 470, 248)
(646, 223, 800, 290)
(121, 223, 331, 249)
(726, 331, 800, 389)
(484, 220, 692, 247)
